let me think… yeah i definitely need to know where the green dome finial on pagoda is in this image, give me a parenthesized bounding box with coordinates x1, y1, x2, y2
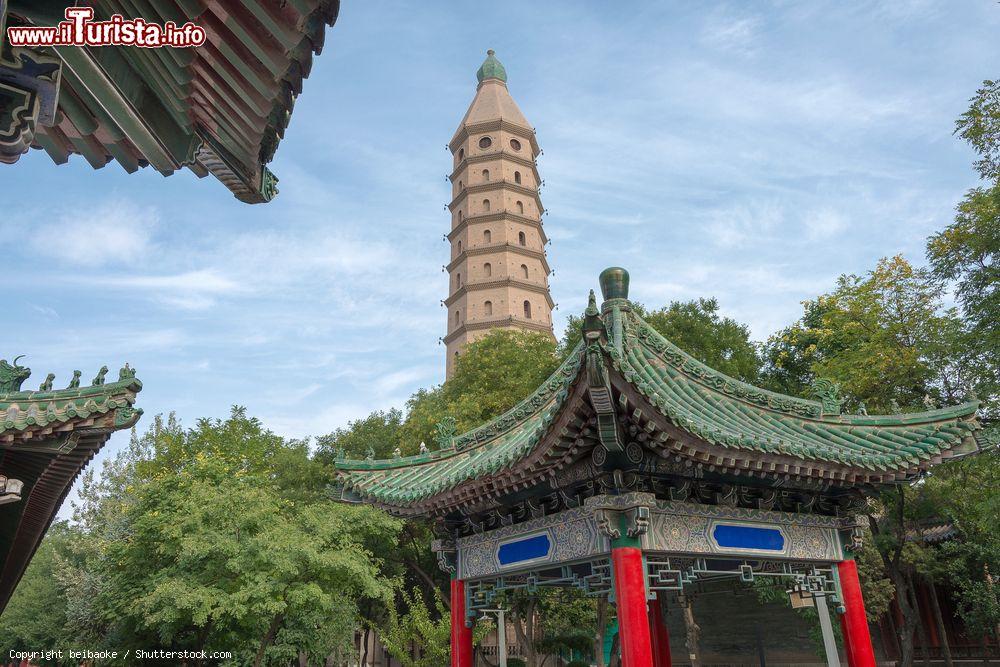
(477, 49, 507, 83)
(599, 267, 630, 301)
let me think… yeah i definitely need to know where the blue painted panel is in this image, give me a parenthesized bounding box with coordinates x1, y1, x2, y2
(497, 533, 551, 565)
(713, 524, 785, 551)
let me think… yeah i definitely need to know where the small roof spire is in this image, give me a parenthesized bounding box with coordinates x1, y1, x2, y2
(477, 49, 507, 83)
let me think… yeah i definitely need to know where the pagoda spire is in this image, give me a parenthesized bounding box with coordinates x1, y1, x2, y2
(443, 51, 555, 378)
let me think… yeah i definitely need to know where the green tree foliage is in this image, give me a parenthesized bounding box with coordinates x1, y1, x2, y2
(1, 410, 401, 666)
(561, 298, 762, 383)
(379, 587, 452, 667)
(398, 330, 560, 452)
(926, 188, 1000, 417)
(0, 522, 80, 659)
(762, 255, 974, 412)
(955, 79, 1000, 182)
(315, 408, 404, 462)
(920, 449, 1000, 638)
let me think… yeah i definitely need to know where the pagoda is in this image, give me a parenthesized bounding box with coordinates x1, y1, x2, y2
(444, 50, 554, 377)
(336, 268, 988, 667)
(0, 357, 142, 612)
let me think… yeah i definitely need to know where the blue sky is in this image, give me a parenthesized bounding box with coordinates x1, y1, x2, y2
(3, 1, 997, 499)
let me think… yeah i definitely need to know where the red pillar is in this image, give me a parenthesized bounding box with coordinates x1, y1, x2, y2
(838, 559, 876, 667)
(612, 546, 654, 667)
(648, 591, 672, 667)
(450, 578, 473, 667)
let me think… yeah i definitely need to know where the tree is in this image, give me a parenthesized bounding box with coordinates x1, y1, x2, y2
(561, 298, 762, 383)
(955, 80, 1000, 183)
(315, 408, 404, 462)
(398, 330, 560, 452)
(926, 186, 1000, 417)
(0, 522, 80, 663)
(49, 409, 402, 666)
(762, 255, 973, 413)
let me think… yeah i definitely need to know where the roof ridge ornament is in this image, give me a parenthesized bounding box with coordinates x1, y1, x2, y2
(0, 356, 30, 393)
(435, 416, 458, 450)
(811, 378, 843, 416)
(476, 49, 507, 84)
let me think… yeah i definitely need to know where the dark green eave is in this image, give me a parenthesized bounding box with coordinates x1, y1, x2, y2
(0, 362, 142, 613)
(335, 287, 983, 516)
(1, 0, 341, 203)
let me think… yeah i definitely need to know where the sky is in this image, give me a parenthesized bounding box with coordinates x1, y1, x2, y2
(2, 1, 997, 513)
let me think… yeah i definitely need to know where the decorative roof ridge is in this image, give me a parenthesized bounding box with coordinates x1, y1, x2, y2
(336, 342, 585, 471)
(619, 309, 980, 426)
(1, 359, 141, 401)
(1, 376, 143, 402)
(620, 311, 824, 419)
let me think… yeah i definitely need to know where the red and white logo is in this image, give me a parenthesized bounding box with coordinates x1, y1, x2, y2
(6, 7, 206, 48)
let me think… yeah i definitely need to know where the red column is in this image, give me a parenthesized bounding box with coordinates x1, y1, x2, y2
(612, 546, 654, 667)
(450, 578, 473, 667)
(838, 559, 876, 667)
(648, 591, 672, 667)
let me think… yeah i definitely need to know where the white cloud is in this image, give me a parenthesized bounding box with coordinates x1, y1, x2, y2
(803, 208, 849, 241)
(706, 200, 784, 247)
(701, 11, 762, 55)
(31, 199, 158, 266)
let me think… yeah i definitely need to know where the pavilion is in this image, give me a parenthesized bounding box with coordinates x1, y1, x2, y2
(0, 0, 340, 202)
(335, 268, 989, 667)
(0, 357, 142, 613)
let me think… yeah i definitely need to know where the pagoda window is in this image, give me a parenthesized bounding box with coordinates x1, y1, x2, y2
(459, 180, 464, 190)
(484, 262, 492, 277)
(518, 231, 526, 246)
(516, 201, 524, 214)
(523, 300, 531, 319)
(483, 229, 491, 243)
(483, 199, 491, 212)
(459, 148, 465, 159)
(457, 240, 462, 254)
(456, 272, 462, 287)
(455, 310, 460, 325)
(514, 171, 521, 184)
(482, 169, 490, 181)
(458, 210, 463, 221)
(484, 300, 493, 316)
(521, 264, 529, 279)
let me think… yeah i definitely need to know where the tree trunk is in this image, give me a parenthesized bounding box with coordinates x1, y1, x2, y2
(253, 612, 284, 667)
(682, 595, 701, 667)
(511, 598, 538, 666)
(594, 596, 609, 667)
(906, 573, 930, 667)
(361, 626, 371, 667)
(926, 577, 953, 667)
(608, 632, 621, 667)
(889, 568, 918, 667)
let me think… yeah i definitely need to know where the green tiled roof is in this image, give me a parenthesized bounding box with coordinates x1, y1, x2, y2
(335, 290, 984, 513)
(1, 359, 142, 613)
(0, 364, 143, 442)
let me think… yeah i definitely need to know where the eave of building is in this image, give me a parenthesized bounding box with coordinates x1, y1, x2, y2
(449, 118, 540, 156)
(442, 316, 555, 345)
(448, 212, 549, 246)
(445, 242, 552, 276)
(443, 277, 556, 309)
(3, 0, 341, 203)
(335, 297, 983, 519)
(449, 180, 544, 215)
(0, 370, 142, 613)
(449, 149, 540, 184)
